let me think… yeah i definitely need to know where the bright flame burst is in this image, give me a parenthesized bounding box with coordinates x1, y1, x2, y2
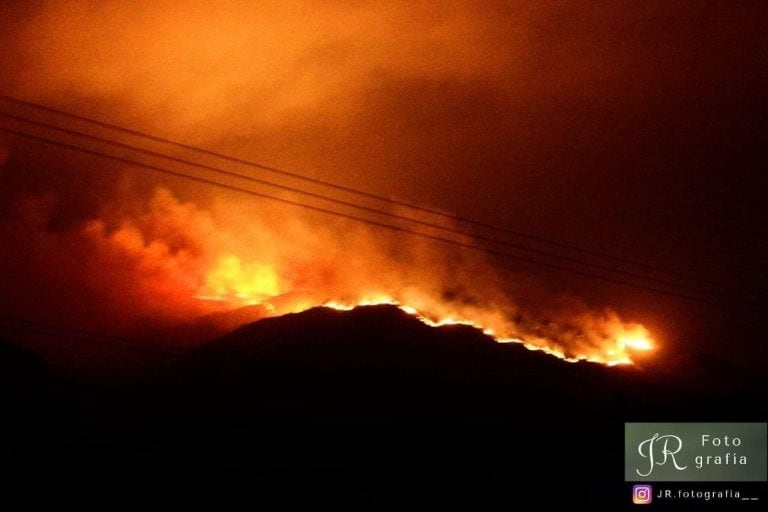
(322, 297, 654, 366)
(195, 255, 655, 367)
(200, 253, 280, 305)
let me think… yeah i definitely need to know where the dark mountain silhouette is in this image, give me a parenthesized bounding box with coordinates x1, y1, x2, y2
(152, 305, 757, 424)
(0, 306, 765, 508)
(152, 305, 635, 428)
(0, 337, 73, 427)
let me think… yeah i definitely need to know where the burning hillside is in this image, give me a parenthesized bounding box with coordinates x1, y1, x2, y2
(0, 185, 654, 367)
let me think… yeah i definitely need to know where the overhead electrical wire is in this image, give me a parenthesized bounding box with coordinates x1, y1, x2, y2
(0, 110, 754, 302)
(0, 124, 764, 313)
(0, 93, 754, 292)
(0, 317, 246, 367)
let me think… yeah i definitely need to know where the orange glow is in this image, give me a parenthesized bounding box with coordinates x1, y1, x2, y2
(618, 330, 655, 352)
(203, 288, 654, 366)
(42, 186, 656, 367)
(621, 337, 653, 351)
(199, 254, 281, 305)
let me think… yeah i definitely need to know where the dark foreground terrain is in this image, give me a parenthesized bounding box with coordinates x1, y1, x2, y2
(1, 306, 765, 508)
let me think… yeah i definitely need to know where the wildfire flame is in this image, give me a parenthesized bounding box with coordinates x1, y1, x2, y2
(316, 297, 650, 366)
(17, 186, 654, 367)
(196, 254, 655, 367)
(200, 253, 280, 305)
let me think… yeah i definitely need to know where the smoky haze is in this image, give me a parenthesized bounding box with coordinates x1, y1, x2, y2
(0, 1, 766, 380)
(2, 1, 765, 266)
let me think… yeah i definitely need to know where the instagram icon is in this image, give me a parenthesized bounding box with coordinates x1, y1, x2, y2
(633, 484, 653, 504)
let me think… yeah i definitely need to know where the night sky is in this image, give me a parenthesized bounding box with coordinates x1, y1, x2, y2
(1, 1, 767, 388)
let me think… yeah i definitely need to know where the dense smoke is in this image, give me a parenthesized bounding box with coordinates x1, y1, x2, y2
(7, 0, 763, 369)
(0, 168, 651, 364)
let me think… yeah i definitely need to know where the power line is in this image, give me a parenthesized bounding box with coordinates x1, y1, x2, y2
(0, 111, 762, 307)
(0, 317, 245, 368)
(0, 93, 751, 291)
(1, 125, 764, 313)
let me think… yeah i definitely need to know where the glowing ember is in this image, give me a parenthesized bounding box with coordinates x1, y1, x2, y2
(320, 298, 654, 366)
(195, 280, 655, 366)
